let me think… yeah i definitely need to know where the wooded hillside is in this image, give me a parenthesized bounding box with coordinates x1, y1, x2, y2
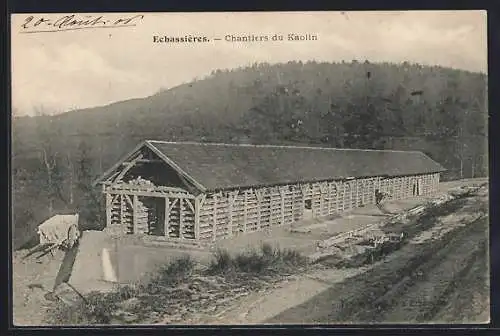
(12, 60, 488, 249)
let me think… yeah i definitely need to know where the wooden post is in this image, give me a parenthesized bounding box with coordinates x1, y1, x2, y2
(243, 190, 248, 233)
(213, 194, 218, 241)
(119, 195, 124, 231)
(341, 183, 346, 211)
(194, 194, 205, 240)
(227, 193, 233, 238)
(106, 193, 112, 228)
(327, 183, 332, 215)
(133, 194, 138, 234)
(165, 197, 169, 237)
(335, 182, 340, 212)
(279, 187, 285, 225)
(255, 189, 263, 231)
(317, 184, 323, 217)
(354, 180, 359, 208)
(179, 198, 184, 239)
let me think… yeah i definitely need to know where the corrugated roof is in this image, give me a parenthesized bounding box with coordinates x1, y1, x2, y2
(144, 141, 446, 191)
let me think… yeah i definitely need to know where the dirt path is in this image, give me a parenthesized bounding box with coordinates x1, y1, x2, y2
(184, 267, 368, 325)
(12, 249, 66, 326)
(265, 215, 488, 324)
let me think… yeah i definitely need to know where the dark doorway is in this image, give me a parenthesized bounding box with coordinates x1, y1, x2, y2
(143, 197, 166, 236)
(412, 181, 420, 196)
(304, 199, 312, 210)
(303, 198, 313, 220)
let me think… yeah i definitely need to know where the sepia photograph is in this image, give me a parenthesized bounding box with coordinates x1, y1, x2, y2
(10, 10, 489, 326)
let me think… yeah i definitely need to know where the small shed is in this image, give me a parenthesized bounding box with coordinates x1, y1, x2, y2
(93, 141, 446, 245)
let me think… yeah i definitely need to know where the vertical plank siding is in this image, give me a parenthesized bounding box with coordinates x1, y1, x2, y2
(104, 172, 441, 242)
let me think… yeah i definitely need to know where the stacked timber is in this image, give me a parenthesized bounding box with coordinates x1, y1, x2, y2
(245, 191, 259, 232)
(110, 195, 121, 226)
(181, 199, 196, 239)
(121, 196, 133, 234)
(214, 196, 229, 239)
(232, 195, 245, 234)
(168, 199, 181, 238)
(260, 191, 271, 229)
(199, 196, 214, 240)
(135, 198, 149, 234)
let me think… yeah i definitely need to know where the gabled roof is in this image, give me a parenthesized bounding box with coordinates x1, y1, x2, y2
(94, 140, 446, 192)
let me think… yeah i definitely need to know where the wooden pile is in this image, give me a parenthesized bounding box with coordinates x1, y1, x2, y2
(136, 198, 149, 234)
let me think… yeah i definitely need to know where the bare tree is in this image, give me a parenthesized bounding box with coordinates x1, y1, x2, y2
(33, 106, 67, 214)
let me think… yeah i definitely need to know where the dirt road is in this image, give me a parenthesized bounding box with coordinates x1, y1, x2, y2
(266, 197, 489, 324)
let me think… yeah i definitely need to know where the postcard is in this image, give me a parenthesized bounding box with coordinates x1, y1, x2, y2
(10, 11, 489, 326)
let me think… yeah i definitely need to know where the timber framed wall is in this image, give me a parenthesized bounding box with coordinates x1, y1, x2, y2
(104, 182, 197, 241)
(196, 172, 440, 242)
(103, 172, 440, 243)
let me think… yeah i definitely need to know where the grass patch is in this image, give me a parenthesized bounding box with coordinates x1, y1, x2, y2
(46, 255, 195, 325)
(46, 290, 121, 325)
(145, 255, 195, 293)
(208, 243, 308, 275)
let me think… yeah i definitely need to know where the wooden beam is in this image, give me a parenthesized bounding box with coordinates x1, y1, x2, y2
(122, 159, 163, 164)
(185, 198, 195, 213)
(105, 189, 195, 199)
(320, 182, 328, 216)
(123, 194, 133, 208)
(355, 180, 359, 207)
(243, 190, 248, 233)
(255, 189, 263, 231)
(165, 197, 170, 237)
(106, 193, 112, 227)
(167, 198, 179, 212)
(179, 198, 184, 239)
(213, 195, 218, 241)
(119, 195, 124, 231)
(299, 184, 307, 219)
(114, 154, 144, 183)
(109, 184, 190, 194)
(105, 171, 121, 183)
(227, 191, 238, 237)
(194, 195, 205, 240)
(133, 195, 138, 234)
(279, 187, 286, 225)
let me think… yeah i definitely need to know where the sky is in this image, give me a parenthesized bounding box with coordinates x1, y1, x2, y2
(11, 10, 487, 116)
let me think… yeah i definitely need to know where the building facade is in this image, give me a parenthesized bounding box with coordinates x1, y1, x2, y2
(94, 141, 445, 243)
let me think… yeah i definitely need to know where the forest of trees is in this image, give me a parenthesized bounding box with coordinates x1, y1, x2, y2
(12, 60, 488, 249)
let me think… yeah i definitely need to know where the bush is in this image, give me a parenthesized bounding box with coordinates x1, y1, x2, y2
(208, 249, 233, 274)
(149, 254, 195, 288)
(46, 291, 119, 325)
(208, 244, 307, 275)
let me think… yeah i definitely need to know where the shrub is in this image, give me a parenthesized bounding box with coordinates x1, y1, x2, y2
(208, 248, 233, 274)
(208, 244, 307, 275)
(46, 291, 118, 325)
(151, 254, 195, 287)
(234, 249, 267, 273)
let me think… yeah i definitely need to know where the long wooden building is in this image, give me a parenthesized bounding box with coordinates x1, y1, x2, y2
(93, 140, 446, 243)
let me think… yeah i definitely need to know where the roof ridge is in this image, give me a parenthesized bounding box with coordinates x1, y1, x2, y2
(145, 140, 424, 154)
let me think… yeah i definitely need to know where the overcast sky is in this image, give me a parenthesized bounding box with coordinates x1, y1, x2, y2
(11, 10, 487, 116)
